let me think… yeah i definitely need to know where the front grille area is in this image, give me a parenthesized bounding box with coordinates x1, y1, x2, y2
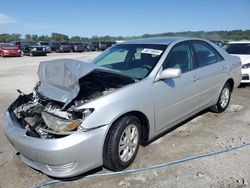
(242, 74, 249, 80)
(36, 47, 44, 52)
(46, 162, 76, 172)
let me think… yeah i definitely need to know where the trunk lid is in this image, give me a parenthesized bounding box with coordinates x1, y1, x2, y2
(231, 54, 250, 65)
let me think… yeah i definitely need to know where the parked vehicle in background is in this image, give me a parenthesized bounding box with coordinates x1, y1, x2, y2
(99, 42, 108, 50)
(23, 41, 47, 56)
(105, 41, 116, 48)
(92, 42, 100, 51)
(38, 41, 51, 53)
(69, 42, 83, 52)
(3, 37, 242, 178)
(10, 41, 21, 49)
(82, 42, 95, 51)
(49, 41, 71, 53)
(0, 43, 21, 57)
(58, 42, 71, 53)
(210, 40, 225, 47)
(49, 41, 61, 52)
(81, 42, 88, 51)
(92, 42, 108, 51)
(224, 41, 250, 83)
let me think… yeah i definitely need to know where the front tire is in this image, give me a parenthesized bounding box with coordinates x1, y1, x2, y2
(210, 82, 231, 113)
(103, 115, 141, 171)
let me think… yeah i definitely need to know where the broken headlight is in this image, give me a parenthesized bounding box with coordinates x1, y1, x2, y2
(42, 111, 81, 132)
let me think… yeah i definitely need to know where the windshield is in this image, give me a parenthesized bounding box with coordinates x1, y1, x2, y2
(224, 43, 250, 54)
(91, 44, 167, 79)
(40, 42, 49, 45)
(61, 42, 69, 45)
(28, 42, 39, 46)
(2, 43, 14, 47)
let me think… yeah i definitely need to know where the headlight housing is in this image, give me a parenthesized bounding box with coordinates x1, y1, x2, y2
(42, 111, 82, 132)
(242, 63, 250, 69)
(81, 108, 94, 118)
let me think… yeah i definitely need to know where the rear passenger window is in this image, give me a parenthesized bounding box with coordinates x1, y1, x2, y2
(163, 42, 195, 73)
(192, 41, 223, 67)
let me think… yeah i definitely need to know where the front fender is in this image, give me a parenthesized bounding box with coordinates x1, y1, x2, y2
(77, 78, 156, 139)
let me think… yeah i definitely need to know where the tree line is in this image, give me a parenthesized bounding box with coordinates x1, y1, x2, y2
(0, 30, 250, 43)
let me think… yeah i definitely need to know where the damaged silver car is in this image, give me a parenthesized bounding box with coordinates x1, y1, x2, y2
(3, 37, 242, 177)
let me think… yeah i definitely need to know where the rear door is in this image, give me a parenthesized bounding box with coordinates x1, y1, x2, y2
(191, 40, 227, 108)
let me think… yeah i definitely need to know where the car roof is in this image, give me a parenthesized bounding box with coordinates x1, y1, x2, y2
(121, 37, 195, 45)
(228, 41, 250, 44)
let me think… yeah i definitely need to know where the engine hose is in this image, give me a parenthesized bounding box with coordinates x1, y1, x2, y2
(31, 141, 250, 188)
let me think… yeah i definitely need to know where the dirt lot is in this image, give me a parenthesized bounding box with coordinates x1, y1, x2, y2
(0, 53, 250, 188)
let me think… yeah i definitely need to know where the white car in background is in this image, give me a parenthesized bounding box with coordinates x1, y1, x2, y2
(224, 41, 250, 83)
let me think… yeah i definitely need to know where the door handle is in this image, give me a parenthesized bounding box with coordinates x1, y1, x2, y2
(192, 75, 200, 82)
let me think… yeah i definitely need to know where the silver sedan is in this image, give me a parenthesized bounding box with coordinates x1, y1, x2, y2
(3, 37, 242, 177)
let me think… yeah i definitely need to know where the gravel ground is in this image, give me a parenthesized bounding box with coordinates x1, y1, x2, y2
(0, 53, 250, 188)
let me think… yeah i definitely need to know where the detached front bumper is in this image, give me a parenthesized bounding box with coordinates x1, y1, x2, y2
(3, 111, 107, 178)
(241, 68, 250, 83)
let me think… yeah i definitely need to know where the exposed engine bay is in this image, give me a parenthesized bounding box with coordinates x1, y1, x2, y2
(9, 70, 135, 139)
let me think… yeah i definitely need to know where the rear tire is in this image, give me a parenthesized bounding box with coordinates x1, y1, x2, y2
(210, 82, 231, 113)
(103, 115, 141, 171)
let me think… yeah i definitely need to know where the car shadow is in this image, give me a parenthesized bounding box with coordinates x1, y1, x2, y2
(144, 109, 209, 146)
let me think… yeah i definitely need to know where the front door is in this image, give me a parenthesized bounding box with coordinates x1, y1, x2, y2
(153, 42, 200, 132)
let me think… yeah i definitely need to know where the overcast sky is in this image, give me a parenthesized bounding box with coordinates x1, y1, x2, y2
(0, 0, 250, 37)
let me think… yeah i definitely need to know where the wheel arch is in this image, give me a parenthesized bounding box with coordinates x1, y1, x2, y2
(104, 111, 150, 147)
(226, 78, 234, 91)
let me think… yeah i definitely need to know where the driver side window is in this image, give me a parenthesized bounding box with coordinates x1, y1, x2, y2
(163, 42, 195, 73)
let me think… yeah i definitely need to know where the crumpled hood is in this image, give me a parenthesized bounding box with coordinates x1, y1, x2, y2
(37, 59, 96, 107)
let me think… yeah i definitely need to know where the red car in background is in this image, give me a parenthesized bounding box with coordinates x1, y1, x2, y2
(0, 43, 21, 57)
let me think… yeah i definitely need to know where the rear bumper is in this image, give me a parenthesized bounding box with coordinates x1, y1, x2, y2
(241, 68, 250, 83)
(3, 111, 107, 178)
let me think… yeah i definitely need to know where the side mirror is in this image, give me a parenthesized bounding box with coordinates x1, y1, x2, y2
(155, 68, 182, 82)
